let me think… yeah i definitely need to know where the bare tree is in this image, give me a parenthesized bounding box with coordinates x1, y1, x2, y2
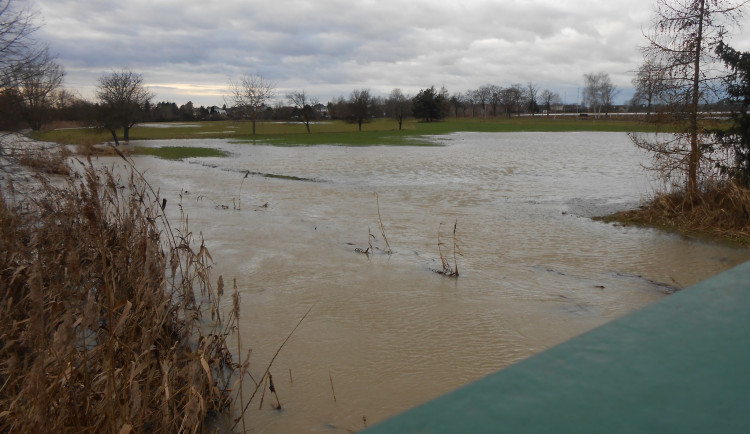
(228, 74, 275, 135)
(631, 0, 747, 197)
(347, 88, 374, 131)
(449, 91, 465, 117)
(526, 82, 540, 116)
(8, 50, 64, 130)
(582, 72, 617, 117)
(540, 89, 561, 117)
(630, 59, 671, 115)
(95, 69, 153, 145)
(502, 84, 526, 117)
(473, 86, 492, 119)
(385, 88, 411, 130)
(0, 0, 43, 87)
(287, 90, 318, 133)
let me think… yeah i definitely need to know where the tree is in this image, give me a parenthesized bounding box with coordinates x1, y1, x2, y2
(502, 84, 526, 117)
(0, 0, 43, 88)
(228, 74, 275, 135)
(347, 88, 374, 131)
(287, 90, 318, 133)
(631, 0, 747, 198)
(473, 86, 492, 119)
(540, 89, 561, 118)
(95, 69, 153, 145)
(526, 82, 540, 116)
(582, 72, 617, 117)
(5, 50, 64, 130)
(712, 41, 750, 186)
(449, 92, 465, 117)
(412, 86, 448, 122)
(0, 0, 45, 132)
(630, 59, 670, 115)
(385, 88, 411, 130)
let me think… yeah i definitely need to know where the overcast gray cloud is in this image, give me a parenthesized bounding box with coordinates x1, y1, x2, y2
(32, 0, 750, 107)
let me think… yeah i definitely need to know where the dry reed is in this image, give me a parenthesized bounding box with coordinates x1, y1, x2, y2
(607, 182, 750, 244)
(0, 150, 240, 432)
(435, 220, 462, 277)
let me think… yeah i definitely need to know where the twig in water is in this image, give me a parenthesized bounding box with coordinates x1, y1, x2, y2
(329, 370, 337, 403)
(434, 220, 462, 277)
(375, 193, 392, 255)
(269, 373, 282, 410)
(233, 306, 314, 429)
(236, 171, 250, 210)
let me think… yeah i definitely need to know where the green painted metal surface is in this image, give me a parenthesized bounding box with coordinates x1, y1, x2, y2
(365, 260, 750, 433)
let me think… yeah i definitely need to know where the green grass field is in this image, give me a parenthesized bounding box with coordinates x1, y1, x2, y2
(32, 116, 664, 149)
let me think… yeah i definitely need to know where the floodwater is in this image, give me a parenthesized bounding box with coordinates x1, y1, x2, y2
(111, 132, 749, 433)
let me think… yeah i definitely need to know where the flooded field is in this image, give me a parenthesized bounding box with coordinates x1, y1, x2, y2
(111, 132, 750, 432)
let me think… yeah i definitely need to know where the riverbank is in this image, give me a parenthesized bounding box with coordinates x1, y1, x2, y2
(597, 184, 750, 247)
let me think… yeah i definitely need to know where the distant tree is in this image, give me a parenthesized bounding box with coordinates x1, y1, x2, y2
(527, 82, 541, 116)
(582, 72, 617, 117)
(152, 101, 179, 122)
(228, 74, 275, 135)
(7, 50, 64, 130)
(385, 88, 411, 130)
(412, 86, 448, 122)
(178, 101, 195, 121)
(489, 85, 506, 116)
(287, 90, 318, 133)
(347, 88, 374, 131)
(540, 89, 561, 117)
(630, 0, 747, 198)
(473, 86, 493, 119)
(449, 92, 466, 117)
(95, 69, 153, 145)
(464, 89, 478, 117)
(502, 84, 526, 117)
(630, 59, 670, 115)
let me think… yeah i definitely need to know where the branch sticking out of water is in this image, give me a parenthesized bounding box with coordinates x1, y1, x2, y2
(375, 193, 392, 255)
(434, 220, 462, 278)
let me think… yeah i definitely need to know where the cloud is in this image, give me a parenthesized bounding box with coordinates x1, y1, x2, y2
(32, 0, 750, 106)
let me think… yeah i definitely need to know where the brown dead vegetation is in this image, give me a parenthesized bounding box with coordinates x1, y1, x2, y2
(0, 150, 241, 432)
(602, 182, 750, 245)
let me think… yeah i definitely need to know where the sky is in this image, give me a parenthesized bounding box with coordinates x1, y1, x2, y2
(30, 0, 750, 108)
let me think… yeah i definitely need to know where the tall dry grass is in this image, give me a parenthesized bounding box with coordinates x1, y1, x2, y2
(0, 151, 240, 432)
(611, 182, 750, 244)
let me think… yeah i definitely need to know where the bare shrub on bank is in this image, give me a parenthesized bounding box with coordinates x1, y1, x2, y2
(0, 157, 238, 432)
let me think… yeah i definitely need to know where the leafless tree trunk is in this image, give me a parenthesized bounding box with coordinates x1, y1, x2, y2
(95, 70, 153, 144)
(8, 50, 64, 130)
(287, 90, 317, 133)
(634, 0, 747, 198)
(228, 74, 275, 135)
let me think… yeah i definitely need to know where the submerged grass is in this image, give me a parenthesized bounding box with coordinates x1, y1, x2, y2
(134, 146, 229, 160)
(31, 117, 662, 148)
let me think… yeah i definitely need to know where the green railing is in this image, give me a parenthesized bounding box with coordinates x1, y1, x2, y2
(365, 260, 750, 433)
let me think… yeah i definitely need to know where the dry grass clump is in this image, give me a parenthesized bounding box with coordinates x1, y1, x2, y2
(0, 159, 238, 432)
(606, 182, 750, 245)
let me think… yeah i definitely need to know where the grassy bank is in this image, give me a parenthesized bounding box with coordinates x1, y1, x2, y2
(32, 116, 662, 148)
(598, 183, 750, 246)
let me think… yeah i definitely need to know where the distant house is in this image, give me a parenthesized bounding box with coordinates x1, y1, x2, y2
(314, 103, 329, 118)
(208, 106, 227, 117)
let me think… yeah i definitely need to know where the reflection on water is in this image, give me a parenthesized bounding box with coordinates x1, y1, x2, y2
(116, 132, 749, 432)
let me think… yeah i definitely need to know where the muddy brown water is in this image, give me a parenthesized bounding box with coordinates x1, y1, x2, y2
(107, 132, 749, 433)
